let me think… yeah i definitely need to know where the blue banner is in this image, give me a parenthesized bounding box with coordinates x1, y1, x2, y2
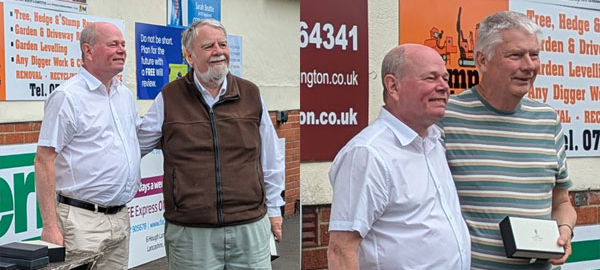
(135, 23, 184, 99)
(188, 0, 221, 23)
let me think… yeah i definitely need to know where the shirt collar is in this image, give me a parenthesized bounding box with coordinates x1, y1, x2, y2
(378, 107, 441, 147)
(80, 67, 122, 94)
(193, 72, 228, 98)
(471, 86, 521, 114)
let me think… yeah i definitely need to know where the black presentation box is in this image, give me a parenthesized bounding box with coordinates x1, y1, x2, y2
(0, 256, 48, 270)
(0, 242, 47, 260)
(499, 216, 565, 259)
(22, 240, 65, 263)
(0, 261, 16, 270)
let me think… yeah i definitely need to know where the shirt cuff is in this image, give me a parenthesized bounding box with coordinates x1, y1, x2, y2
(267, 206, 282, 217)
(329, 220, 369, 238)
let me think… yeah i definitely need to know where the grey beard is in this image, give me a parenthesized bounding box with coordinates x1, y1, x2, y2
(199, 65, 228, 88)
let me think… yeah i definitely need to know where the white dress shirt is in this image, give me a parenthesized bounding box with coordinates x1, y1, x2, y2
(329, 107, 471, 270)
(138, 73, 285, 217)
(38, 67, 141, 206)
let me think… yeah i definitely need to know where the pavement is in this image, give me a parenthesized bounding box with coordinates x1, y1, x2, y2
(131, 214, 300, 270)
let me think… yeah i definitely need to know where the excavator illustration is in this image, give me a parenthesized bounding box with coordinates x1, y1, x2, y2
(456, 7, 476, 67)
(424, 7, 477, 67)
(423, 27, 457, 64)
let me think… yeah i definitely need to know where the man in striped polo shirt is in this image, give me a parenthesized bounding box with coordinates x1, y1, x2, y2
(439, 11, 577, 270)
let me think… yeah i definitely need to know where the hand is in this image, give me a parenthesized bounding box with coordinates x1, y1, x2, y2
(548, 225, 573, 265)
(41, 226, 64, 246)
(269, 216, 283, 241)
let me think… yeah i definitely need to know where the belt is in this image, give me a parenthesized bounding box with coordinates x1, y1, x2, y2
(57, 194, 125, 215)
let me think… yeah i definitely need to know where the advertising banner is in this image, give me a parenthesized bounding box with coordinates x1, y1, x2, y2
(0, 144, 167, 269)
(127, 150, 166, 268)
(299, 0, 369, 161)
(510, 0, 600, 156)
(4, 0, 87, 14)
(168, 0, 220, 28)
(185, 0, 220, 25)
(0, 1, 124, 101)
(399, 0, 506, 94)
(135, 23, 243, 100)
(399, 0, 599, 157)
(564, 224, 600, 269)
(0, 144, 40, 243)
(135, 23, 184, 100)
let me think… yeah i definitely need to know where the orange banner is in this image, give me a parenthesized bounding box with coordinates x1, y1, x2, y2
(399, 0, 507, 94)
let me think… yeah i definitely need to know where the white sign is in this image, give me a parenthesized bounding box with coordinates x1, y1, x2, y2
(0, 143, 40, 243)
(228, 34, 242, 77)
(1, 1, 125, 100)
(0, 144, 166, 269)
(3, 0, 88, 14)
(127, 150, 166, 268)
(511, 0, 600, 157)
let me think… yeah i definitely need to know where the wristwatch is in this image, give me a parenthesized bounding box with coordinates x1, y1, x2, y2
(558, 223, 574, 239)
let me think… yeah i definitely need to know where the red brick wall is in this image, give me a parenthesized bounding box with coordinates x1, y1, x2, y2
(301, 192, 600, 270)
(0, 122, 41, 145)
(0, 109, 301, 216)
(270, 110, 301, 216)
(301, 205, 330, 270)
(570, 190, 600, 225)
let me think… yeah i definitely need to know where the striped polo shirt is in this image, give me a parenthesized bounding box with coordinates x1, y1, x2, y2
(439, 87, 572, 270)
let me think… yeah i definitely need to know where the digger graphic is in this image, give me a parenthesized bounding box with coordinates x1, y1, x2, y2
(423, 27, 458, 64)
(424, 6, 478, 67)
(456, 7, 477, 67)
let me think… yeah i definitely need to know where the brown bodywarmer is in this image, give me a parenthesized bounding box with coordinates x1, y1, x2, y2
(160, 71, 266, 227)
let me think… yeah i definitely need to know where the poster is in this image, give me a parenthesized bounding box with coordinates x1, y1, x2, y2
(299, 0, 369, 161)
(399, 0, 599, 157)
(399, 0, 506, 95)
(184, 0, 220, 25)
(0, 1, 124, 101)
(4, 0, 87, 14)
(170, 0, 220, 27)
(135, 23, 243, 100)
(135, 23, 183, 100)
(510, 0, 600, 156)
(227, 34, 242, 77)
(127, 150, 166, 268)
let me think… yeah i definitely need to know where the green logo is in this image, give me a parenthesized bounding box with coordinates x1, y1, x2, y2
(0, 152, 42, 239)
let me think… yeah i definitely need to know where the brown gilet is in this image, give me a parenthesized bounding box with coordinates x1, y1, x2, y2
(160, 71, 266, 227)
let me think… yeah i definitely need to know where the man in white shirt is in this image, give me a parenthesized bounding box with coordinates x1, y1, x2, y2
(138, 19, 285, 269)
(327, 44, 471, 270)
(34, 22, 140, 270)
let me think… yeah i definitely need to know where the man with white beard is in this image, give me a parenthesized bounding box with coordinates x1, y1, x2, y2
(138, 19, 285, 269)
